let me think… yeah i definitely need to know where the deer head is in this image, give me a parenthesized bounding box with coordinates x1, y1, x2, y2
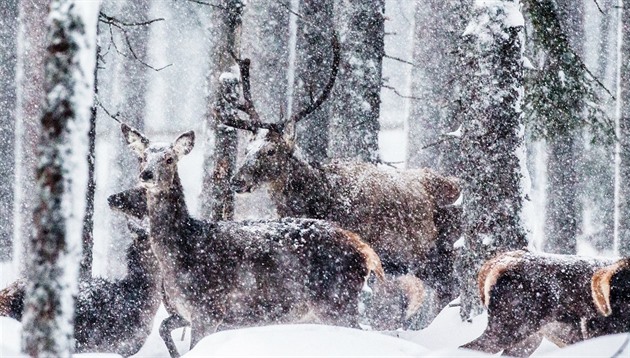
(225, 33, 340, 193)
(121, 124, 195, 191)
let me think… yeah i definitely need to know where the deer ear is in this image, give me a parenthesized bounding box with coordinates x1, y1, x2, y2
(174, 131, 195, 157)
(121, 123, 149, 157)
(282, 120, 296, 148)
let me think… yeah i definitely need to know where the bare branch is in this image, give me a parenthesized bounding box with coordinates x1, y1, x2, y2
(98, 12, 172, 72)
(384, 54, 415, 66)
(185, 0, 227, 10)
(382, 84, 422, 100)
(592, 0, 605, 14)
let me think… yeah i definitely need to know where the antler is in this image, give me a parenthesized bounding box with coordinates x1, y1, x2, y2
(289, 31, 340, 124)
(222, 32, 340, 133)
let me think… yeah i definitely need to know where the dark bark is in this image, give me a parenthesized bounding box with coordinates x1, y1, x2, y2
(407, 0, 470, 171)
(0, 0, 18, 261)
(616, 0, 630, 256)
(329, 0, 384, 162)
(200, 0, 243, 220)
(293, 0, 334, 162)
(542, 0, 584, 255)
(457, 2, 527, 320)
(22, 0, 96, 355)
(80, 41, 99, 283)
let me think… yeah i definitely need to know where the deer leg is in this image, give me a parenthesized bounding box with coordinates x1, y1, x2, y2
(159, 314, 189, 358)
(190, 316, 222, 351)
(502, 333, 543, 357)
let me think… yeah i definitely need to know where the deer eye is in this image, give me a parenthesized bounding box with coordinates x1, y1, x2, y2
(267, 149, 276, 156)
(166, 158, 174, 164)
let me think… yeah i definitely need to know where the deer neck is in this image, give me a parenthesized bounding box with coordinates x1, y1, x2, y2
(272, 152, 331, 218)
(146, 173, 190, 232)
(125, 240, 161, 292)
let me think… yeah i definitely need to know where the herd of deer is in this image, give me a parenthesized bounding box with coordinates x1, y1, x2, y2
(1, 35, 629, 357)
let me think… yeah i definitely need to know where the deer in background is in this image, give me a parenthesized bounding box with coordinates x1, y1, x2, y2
(120, 123, 385, 353)
(222, 33, 462, 316)
(461, 250, 630, 357)
(0, 188, 162, 357)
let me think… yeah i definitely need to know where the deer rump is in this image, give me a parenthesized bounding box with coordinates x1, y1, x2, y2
(269, 161, 460, 269)
(158, 217, 380, 329)
(463, 250, 630, 357)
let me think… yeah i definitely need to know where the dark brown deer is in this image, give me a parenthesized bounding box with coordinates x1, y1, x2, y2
(0, 189, 162, 357)
(120, 124, 385, 352)
(461, 250, 630, 357)
(221, 34, 461, 312)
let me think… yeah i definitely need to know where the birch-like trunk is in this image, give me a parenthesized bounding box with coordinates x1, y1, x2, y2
(22, 0, 98, 355)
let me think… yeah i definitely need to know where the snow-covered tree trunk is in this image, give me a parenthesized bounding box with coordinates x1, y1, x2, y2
(14, 0, 48, 272)
(242, 0, 290, 122)
(21, 0, 98, 356)
(293, 0, 334, 162)
(406, 0, 470, 170)
(199, 0, 243, 220)
(107, 0, 152, 278)
(542, 0, 584, 255)
(0, 0, 18, 261)
(615, 0, 630, 256)
(329, 0, 384, 162)
(457, 0, 527, 320)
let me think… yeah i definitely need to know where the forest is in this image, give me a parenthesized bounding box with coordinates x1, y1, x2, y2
(0, 0, 629, 357)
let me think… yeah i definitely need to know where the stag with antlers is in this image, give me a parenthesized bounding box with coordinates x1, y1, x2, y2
(222, 34, 462, 323)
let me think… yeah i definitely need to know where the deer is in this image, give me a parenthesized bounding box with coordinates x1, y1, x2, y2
(107, 187, 189, 358)
(460, 250, 630, 357)
(221, 33, 462, 313)
(120, 123, 387, 353)
(0, 189, 162, 357)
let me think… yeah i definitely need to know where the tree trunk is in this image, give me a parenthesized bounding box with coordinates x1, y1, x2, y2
(615, 0, 630, 256)
(407, 0, 470, 171)
(293, 0, 334, 162)
(329, 0, 384, 162)
(199, 0, 243, 221)
(457, 0, 527, 320)
(542, 0, 584, 255)
(21, 0, 98, 355)
(0, 0, 18, 261)
(107, 0, 151, 278)
(14, 0, 47, 273)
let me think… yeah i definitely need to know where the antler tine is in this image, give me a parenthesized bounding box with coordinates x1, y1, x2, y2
(220, 114, 282, 132)
(289, 31, 341, 124)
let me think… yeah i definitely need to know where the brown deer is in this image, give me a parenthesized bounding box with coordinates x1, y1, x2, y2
(107, 187, 188, 358)
(221, 33, 461, 312)
(120, 124, 385, 352)
(0, 189, 162, 357)
(461, 250, 630, 357)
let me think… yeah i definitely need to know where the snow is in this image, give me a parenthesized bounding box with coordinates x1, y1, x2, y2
(2, 294, 629, 357)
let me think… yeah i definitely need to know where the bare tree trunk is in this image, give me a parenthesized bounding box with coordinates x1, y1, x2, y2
(407, 0, 470, 171)
(14, 0, 47, 273)
(543, 0, 584, 255)
(80, 41, 99, 282)
(615, 0, 630, 256)
(200, 0, 243, 220)
(107, 0, 151, 278)
(457, 0, 527, 320)
(293, 0, 334, 162)
(329, 0, 384, 162)
(22, 0, 98, 355)
(0, 0, 18, 261)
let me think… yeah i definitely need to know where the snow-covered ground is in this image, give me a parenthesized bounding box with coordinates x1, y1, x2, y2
(1, 296, 628, 357)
